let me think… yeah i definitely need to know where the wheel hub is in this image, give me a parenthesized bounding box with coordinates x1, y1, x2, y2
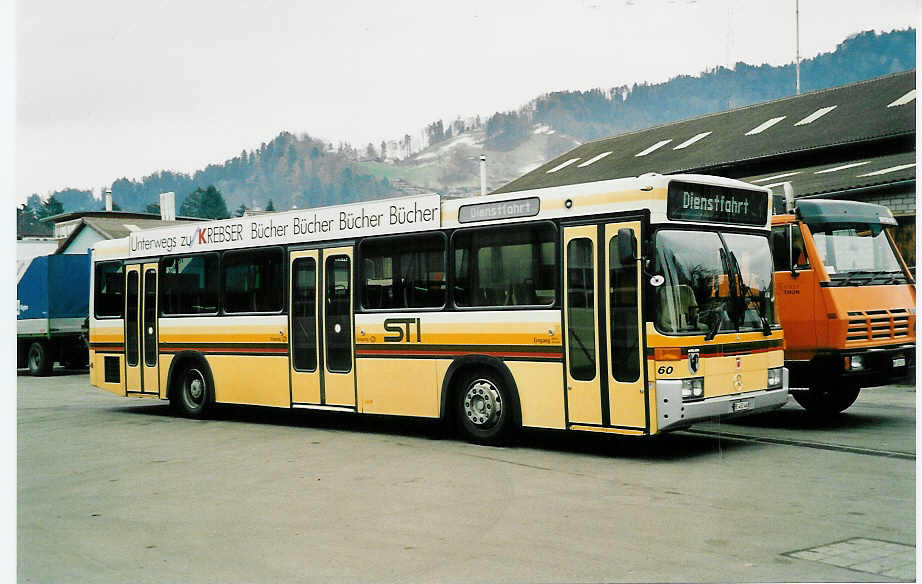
(189, 378, 203, 400)
(463, 380, 502, 428)
(184, 370, 206, 406)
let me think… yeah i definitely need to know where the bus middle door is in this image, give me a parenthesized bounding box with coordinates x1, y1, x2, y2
(289, 247, 356, 408)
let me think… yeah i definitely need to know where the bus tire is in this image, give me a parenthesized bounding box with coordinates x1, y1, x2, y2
(27, 341, 52, 377)
(792, 381, 860, 415)
(455, 370, 515, 445)
(174, 363, 213, 418)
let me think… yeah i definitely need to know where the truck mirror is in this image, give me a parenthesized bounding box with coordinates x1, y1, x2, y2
(617, 228, 637, 266)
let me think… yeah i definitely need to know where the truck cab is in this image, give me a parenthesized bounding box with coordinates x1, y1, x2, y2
(770, 199, 915, 414)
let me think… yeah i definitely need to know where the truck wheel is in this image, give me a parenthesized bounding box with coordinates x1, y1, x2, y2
(455, 370, 515, 445)
(27, 341, 52, 377)
(792, 382, 860, 415)
(173, 363, 213, 418)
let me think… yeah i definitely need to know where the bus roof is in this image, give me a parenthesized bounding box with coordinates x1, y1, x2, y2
(93, 173, 769, 261)
(441, 172, 770, 229)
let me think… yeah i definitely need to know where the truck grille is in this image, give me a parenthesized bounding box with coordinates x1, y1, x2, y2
(847, 309, 911, 343)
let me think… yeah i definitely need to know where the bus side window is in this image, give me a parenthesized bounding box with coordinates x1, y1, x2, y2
(359, 234, 446, 310)
(452, 222, 557, 308)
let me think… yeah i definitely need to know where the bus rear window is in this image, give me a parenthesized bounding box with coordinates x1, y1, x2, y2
(94, 261, 124, 318)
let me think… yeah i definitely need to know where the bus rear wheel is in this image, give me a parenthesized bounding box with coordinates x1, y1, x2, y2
(792, 381, 860, 416)
(27, 341, 52, 377)
(174, 364, 213, 418)
(455, 371, 514, 445)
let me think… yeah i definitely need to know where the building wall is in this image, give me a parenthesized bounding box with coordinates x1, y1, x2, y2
(61, 226, 105, 255)
(863, 187, 916, 269)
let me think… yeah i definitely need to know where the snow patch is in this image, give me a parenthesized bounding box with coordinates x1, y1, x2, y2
(437, 134, 482, 153)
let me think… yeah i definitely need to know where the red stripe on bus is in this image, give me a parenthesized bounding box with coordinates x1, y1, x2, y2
(644, 346, 781, 360)
(159, 347, 288, 354)
(355, 348, 561, 359)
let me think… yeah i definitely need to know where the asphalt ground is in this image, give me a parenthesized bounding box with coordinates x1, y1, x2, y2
(17, 370, 916, 583)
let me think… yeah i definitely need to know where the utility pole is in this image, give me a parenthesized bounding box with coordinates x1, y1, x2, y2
(795, 0, 801, 95)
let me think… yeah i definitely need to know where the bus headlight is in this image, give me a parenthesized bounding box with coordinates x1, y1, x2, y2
(681, 378, 704, 400)
(767, 367, 784, 389)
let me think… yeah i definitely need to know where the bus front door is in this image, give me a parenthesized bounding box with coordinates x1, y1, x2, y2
(563, 222, 646, 432)
(322, 247, 356, 407)
(125, 262, 160, 395)
(604, 222, 646, 430)
(289, 247, 356, 408)
(563, 226, 603, 425)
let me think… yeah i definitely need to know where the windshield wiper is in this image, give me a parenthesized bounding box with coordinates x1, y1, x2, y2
(726, 250, 749, 331)
(704, 309, 722, 342)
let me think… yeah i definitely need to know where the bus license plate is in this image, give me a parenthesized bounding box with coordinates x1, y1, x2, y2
(731, 399, 752, 413)
(893, 356, 906, 368)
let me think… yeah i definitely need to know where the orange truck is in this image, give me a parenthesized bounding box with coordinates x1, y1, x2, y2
(770, 197, 915, 415)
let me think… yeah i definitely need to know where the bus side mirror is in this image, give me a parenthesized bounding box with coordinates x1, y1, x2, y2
(617, 228, 637, 266)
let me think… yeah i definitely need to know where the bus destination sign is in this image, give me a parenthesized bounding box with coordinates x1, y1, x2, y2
(458, 197, 540, 224)
(667, 181, 767, 226)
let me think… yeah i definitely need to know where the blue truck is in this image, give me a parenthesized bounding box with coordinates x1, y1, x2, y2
(17, 254, 90, 375)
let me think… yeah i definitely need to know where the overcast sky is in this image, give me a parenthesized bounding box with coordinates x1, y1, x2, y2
(15, 0, 918, 201)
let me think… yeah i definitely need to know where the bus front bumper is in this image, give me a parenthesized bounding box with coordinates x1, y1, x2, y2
(656, 370, 789, 432)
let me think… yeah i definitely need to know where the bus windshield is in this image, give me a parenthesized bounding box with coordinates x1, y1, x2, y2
(808, 223, 903, 282)
(652, 230, 774, 336)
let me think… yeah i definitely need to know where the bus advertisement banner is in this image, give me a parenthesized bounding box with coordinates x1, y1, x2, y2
(127, 194, 441, 257)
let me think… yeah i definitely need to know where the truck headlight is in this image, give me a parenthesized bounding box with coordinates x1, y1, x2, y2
(767, 367, 784, 389)
(845, 355, 864, 371)
(681, 378, 704, 400)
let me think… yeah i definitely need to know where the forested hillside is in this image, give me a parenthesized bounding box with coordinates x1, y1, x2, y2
(519, 29, 915, 143)
(24, 28, 914, 217)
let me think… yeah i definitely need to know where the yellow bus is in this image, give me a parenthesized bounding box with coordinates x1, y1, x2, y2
(89, 173, 788, 444)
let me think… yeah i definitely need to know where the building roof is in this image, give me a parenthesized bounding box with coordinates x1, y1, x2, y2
(494, 71, 915, 195)
(40, 210, 199, 224)
(740, 151, 916, 198)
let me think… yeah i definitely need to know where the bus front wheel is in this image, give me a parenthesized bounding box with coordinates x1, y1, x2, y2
(792, 381, 860, 416)
(174, 364, 213, 418)
(455, 371, 514, 445)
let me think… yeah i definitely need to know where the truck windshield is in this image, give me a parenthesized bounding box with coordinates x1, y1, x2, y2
(808, 223, 904, 284)
(652, 230, 774, 336)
